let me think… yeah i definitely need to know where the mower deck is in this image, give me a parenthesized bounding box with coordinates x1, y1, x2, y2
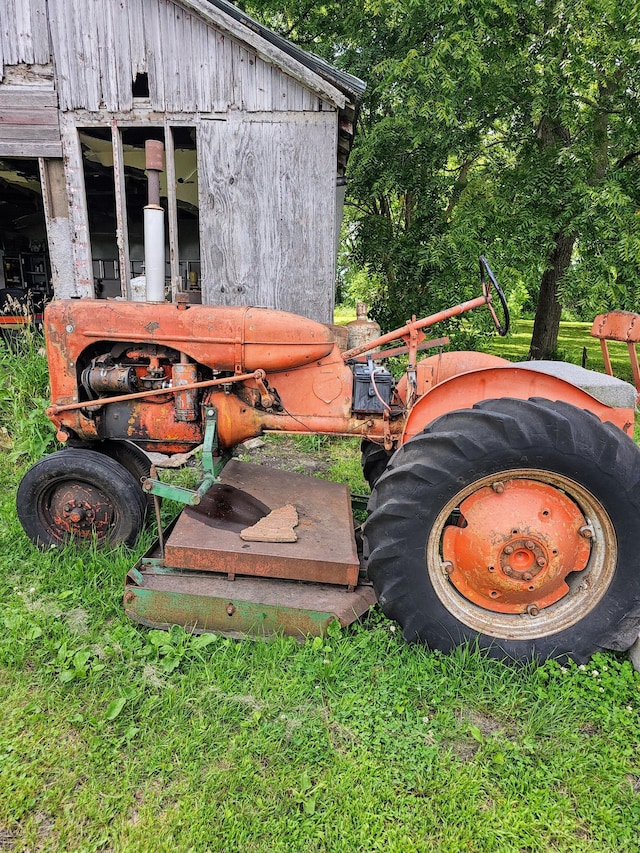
(124, 461, 376, 638)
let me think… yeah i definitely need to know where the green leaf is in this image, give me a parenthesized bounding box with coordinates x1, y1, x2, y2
(468, 724, 484, 744)
(190, 633, 218, 649)
(104, 698, 127, 721)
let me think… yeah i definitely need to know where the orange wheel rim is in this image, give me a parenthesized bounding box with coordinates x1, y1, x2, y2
(426, 468, 616, 640)
(442, 479, 591, 613)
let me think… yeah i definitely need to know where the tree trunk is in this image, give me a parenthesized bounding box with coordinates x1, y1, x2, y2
(528, 232, 576, 360)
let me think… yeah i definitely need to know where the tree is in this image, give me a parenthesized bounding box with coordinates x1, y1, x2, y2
(248, 1, 640, 358)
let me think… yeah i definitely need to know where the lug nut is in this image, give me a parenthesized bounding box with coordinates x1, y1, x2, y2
(442, 561, 454, 576)
(503, 567, 514, 577)
(536, 557, 546, 567)
(526, 604, 540, 617)
(579, 525, 593, 539)
(522, 572, 532, 581)
(492, 481, 505, 494)
(525, 540, 535, 550)
(504, 545, 514, 555)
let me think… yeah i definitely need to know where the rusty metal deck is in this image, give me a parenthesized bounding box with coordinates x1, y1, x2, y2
(163, 460, 360, 588)
(124, 563, 377, 639)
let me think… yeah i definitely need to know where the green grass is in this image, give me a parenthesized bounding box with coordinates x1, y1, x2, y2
(484, 318, 638, 384)
(1, 328, 639, 852)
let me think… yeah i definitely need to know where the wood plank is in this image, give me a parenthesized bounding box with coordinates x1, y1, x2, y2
(0, 88, 57, 108)
(0, 106, 59, 125)
(59, 116, 95, 298)
(0, 123, 59, 140)
(212, 28, 229, 112)
(39, 157, 74, 295)
(1, 1, 18, 67)
(16, 0, 34, 64)
(48, 0, 73, 109)
(191, 15, 210, 111)
(0, 139, 62, 157)
(110, 0, 134, 112)
(164, 123, 181, 295)
(29, 0, 50, 65)
(127, 0, 147, 78)
(96, 0, 117, 111)
(178, 7, 195, 111)
(199, 112, 337, 322)
(112, 123, 131, 299)
(145, 0, 166, 110)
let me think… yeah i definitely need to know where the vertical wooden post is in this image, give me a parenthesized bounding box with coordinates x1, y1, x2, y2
(58, 116, 94, 298)
(39, 157, 75, 296)
(112, 121, 131, 299)
(164, 123, 181, 300)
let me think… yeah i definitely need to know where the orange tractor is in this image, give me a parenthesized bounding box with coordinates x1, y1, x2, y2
(15, 259, 640, 663)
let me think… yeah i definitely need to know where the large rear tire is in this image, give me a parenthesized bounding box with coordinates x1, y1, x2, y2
(17, 449, 147, 548)
(364, 398, 640, 662)
(361, 439, 392, 490)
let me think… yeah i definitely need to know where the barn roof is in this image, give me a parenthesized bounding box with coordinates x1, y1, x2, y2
(185, 0, 366, 172)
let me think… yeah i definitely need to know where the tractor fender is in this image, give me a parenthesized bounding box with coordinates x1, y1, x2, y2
(402, 365, 635, 444)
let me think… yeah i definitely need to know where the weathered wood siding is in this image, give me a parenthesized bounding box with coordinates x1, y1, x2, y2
(0, 86, 61, 157)
(45, 0, 322, 115)
(0, 0, 50, 71)
(199, 111, 338, 321)
(1, 0, 344, 319)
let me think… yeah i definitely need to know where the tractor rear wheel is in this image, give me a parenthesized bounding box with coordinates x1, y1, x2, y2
(364, 398, 640, 663)
(17, 449, 147, 548)
(361, 439, 392, 490)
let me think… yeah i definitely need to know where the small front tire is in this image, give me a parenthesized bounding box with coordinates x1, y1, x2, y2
(17, 449, 147, 548)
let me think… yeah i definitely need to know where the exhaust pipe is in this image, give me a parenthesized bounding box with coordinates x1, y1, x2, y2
(144, 139, 165, 303)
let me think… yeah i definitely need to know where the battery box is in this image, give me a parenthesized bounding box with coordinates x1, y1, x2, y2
(352, 364, 394, 413)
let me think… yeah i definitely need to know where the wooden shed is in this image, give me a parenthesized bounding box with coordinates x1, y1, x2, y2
(0, 0, 364, 322)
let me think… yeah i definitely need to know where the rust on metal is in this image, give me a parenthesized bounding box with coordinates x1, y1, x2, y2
(442, 478, 591, 613)
(163, 461, 360, 588)
(401, 365, 635, 441)
(591, 310, 640, 398)
(48, 480, 114, 541)
(124, 564, 377, 639)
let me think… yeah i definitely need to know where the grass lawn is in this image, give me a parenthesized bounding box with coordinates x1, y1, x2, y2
(485, 318, 638, 386)
(0, 326, 639, 852)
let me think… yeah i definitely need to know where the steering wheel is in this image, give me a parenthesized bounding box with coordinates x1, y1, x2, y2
(480, 256, 510, 337)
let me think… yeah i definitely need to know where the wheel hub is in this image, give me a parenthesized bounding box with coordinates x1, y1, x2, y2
(49, 482, 113, 539)
(442, 478, 592, 614)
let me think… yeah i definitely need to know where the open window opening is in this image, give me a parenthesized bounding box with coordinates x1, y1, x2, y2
(79, 124, 200, 301)
(0, 157, 52, 326)
(171, 126, 200, 302)
(132, 72, 150, 99)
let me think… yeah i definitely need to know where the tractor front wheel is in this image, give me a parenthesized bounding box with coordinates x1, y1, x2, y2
(17, 449, 147, 548)
(364, 398, 640, 662)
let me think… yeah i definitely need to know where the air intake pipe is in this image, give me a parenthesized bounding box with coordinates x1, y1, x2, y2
(144, 139, 166, 303)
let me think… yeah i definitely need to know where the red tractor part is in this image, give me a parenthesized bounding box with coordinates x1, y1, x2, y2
(15, 260, 640, 661)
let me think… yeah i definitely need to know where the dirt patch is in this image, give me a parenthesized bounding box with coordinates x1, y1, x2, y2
(236, 436, 337, 478)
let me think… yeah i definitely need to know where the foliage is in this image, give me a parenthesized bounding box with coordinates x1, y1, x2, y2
(0, 330, 56, 465)
(246, 0, 640, 356)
